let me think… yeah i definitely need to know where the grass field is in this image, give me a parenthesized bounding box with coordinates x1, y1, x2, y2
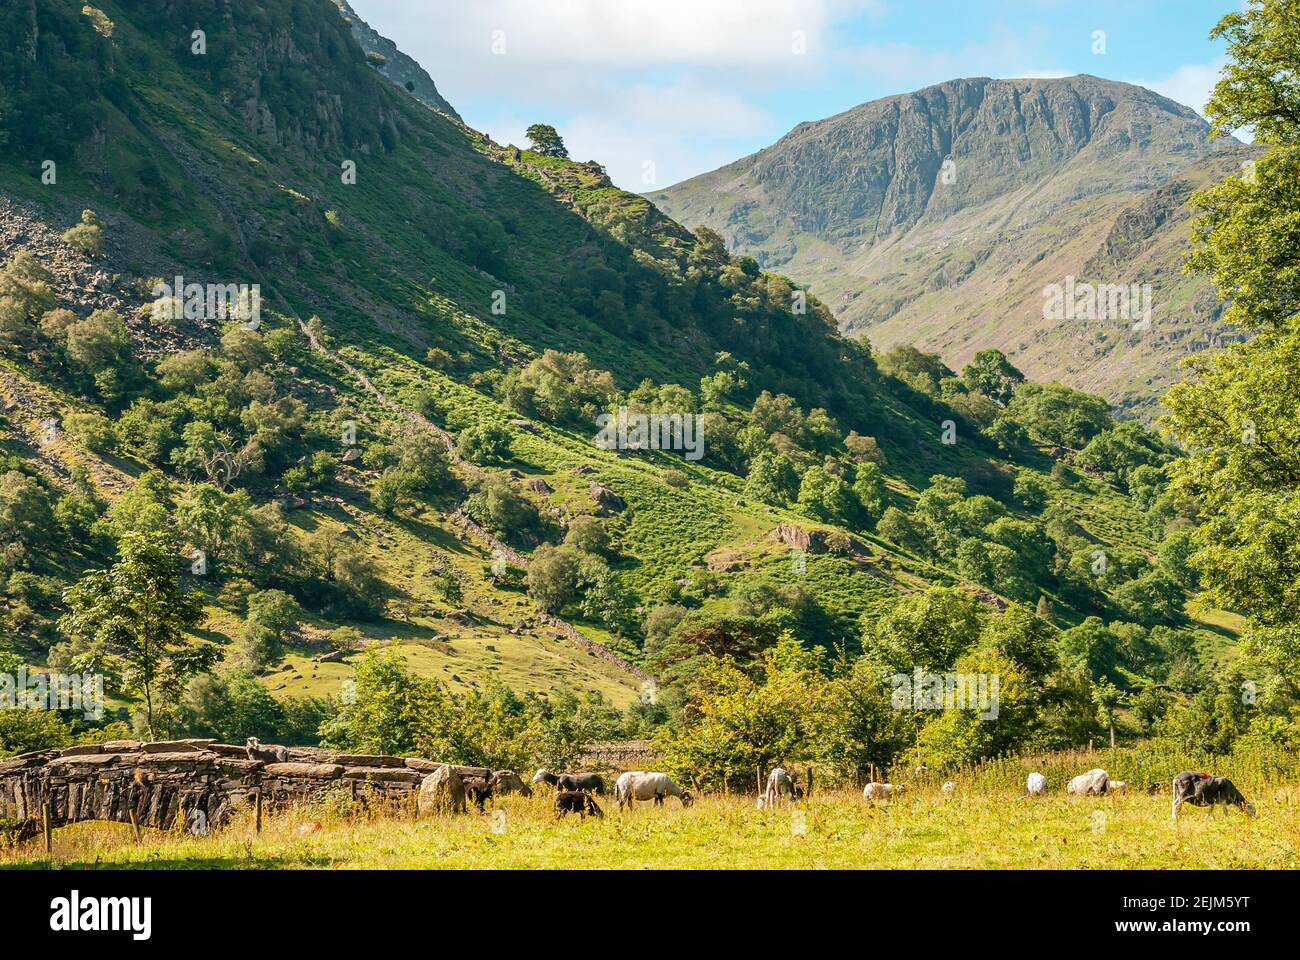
(4, 786, 1296, 870)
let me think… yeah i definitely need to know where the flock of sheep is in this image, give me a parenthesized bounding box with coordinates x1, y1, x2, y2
(838, 766, 1256, 821)
(489, 764, 1257, 823)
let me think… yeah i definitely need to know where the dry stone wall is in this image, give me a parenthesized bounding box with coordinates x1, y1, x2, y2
(0, 740, 489, 839)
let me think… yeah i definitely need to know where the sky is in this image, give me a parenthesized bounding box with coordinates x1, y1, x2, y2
(348, 0, 1242, 191)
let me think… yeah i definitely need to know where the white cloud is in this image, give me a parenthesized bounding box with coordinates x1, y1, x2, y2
(1141, 59, 1224, 117)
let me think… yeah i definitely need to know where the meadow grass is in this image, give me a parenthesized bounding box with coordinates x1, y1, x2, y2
(4, 785, 1295, 870)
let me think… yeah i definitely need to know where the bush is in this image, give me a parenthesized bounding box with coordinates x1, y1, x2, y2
(456, 423, 512, 464)
(62, 411, 116, 453)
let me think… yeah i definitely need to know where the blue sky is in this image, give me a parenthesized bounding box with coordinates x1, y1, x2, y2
(349, 0, 1240, 190)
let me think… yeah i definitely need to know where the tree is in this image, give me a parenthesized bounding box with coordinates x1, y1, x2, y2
(1164, 0, 1300, 694)
(525, 123, 568, 159)
(867, 587, 983, 674)
(797, 466, 856, 525)
(744, 450, 800, 505)
(564, 515, 610, 556)
(526, 544, 581, 613)
(961, 349, 1024, 405)
(657, 634, 824, 790)
(60, 531, 215, 738)
(456, 423, 512, 464)
(1092, 679, 1122, 748)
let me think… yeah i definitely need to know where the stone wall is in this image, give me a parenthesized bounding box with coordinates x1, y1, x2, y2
(0, 740, 488, 839)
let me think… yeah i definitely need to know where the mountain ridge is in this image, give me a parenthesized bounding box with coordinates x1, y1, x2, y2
(649, 75, 1255, 417)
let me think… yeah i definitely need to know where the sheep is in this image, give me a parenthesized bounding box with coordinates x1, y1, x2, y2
(1026, 772, 1048, 796)
(1066, 768, 1109, 796)
(765, 767, 796, 807)
(245, 737, 289, 763)
(863, 782, 904, 801)
(941, 781, 955, 794)
(1107, 780, 1128, 796)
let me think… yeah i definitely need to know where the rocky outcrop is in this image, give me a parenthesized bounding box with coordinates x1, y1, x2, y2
(333, 0, 461, 120)
(772, 523, 868, 556)
(589, 482, 625, 513)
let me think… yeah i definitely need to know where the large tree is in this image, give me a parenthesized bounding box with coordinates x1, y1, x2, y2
(525, 123, 568, 159)
(60, 531, 216, 737)
(1164, 0, 1300, 694)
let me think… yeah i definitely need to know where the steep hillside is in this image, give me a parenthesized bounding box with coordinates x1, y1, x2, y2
(649, 76, 1257, 418)
(332, 0, 460, 120)
(0, 1, 1228, 750)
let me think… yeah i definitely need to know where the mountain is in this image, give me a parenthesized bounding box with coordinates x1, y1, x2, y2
(648, 76, 1258, 418)
(332, 0, 460, 120)
(0, 3, 1228, 743)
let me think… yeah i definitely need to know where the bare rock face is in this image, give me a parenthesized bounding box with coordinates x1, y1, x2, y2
(526, 477, 553, 496)
(772, 523, 868, 556)
(589, 482, 625, 513)
(418, 765, 466, 815)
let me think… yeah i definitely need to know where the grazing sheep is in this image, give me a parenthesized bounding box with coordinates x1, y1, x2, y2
(765, 767, 796, 807)
(1171, 771, 1256, 820)
(462, 776, 493, 812)
(614, 771, 693, 810)
(863, 782, 904, 801)
(531, 769, 606, 795)
(941, 781, 955, 794)
(1067, 768, 1109, 796)
(245, 737, 289, 763)
(1026, 772, 1048, 796)
(1107, 780, 1128, 796)
(555, 790, 604, 819)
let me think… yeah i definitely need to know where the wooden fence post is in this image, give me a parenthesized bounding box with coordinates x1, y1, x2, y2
(255, 789, 263, 834)
(42, 802, 52, 855)
(128, 810, 142, 844)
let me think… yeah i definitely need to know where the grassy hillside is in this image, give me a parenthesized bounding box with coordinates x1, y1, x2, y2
(0, 0, 1236, 764)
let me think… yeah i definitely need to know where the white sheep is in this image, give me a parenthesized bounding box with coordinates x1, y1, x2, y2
(863, 782, 904, 801)
(1066, 768, 1109, 796)
(1026, 772, 1048, 796)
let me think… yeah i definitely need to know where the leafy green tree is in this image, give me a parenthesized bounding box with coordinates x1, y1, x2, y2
(657, 634, 824, 790)
(867, 587, 983, 673)
(820, 654, 912, 781)
(1165, 5, 1300, 693)
(0, 708, 71, 757)
(851, 461, 886, 524)
(526, 544, 582, 613)
(796, 466, 855, 524)
(1008, 382, 1113, 449)
(456, 423, 512, 464)
(744, 450, 800, 505)
(564, 515, 610, 556)
(60, 531, 215, 738)
(961, 349, 1024, 405)
(1091, 679, 1122, 747)
(525, 123, 569, 158)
